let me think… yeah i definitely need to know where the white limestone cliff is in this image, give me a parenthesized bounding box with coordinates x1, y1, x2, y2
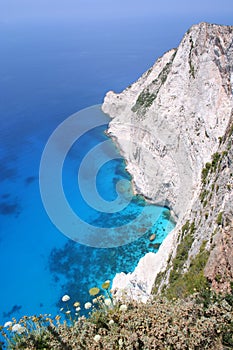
(102, 22, 233, 301)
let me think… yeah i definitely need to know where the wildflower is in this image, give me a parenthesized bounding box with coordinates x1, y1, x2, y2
(73, 301, 80, 308)
(66, 310, 71, 314)
(102, 280, 110, 290)
(109, 319, 114, 325)
(60, 308, 64, 311)
(93, 298, 98, 304)
(12, 324, 26, 334)
(104, 298, 112, 307)
(55, 315, 61, 321)
(84, 302, 92, 310)
(119, 304, 128, 312)
(3, 321, 12, 328)
(89, 287, 100, 296)
(76, 307, 81, 312)
(62, 295, 70, 302)
(94, 334, 101, 342)
(118, 338, 123, 346)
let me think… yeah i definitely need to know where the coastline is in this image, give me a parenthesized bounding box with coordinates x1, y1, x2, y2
(105, 118, 179, 301)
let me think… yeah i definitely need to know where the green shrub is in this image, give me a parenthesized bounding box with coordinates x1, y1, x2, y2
(166, 240, 209, 299)
(201, 162, 211, 184)
(181, 220, 190, 236)
(216, 212, 223, 225)
(211, 152, 221, 171)
(132, 89, 156, 112)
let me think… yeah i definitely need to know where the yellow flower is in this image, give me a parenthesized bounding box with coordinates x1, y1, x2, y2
(89, 287, 100, 296)
(73, 301, 80, 307)
(102, 280, 110, 290)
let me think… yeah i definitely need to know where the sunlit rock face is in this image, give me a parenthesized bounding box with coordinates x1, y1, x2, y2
(102, 22, 233, 301)
(103, 22, 233, 219)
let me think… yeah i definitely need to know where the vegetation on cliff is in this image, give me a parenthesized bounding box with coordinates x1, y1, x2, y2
(1, 285, 233, 349)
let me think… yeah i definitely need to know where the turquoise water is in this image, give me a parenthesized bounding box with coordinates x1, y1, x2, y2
(0, 19, 176, 326)
(0, 104, 174, 323)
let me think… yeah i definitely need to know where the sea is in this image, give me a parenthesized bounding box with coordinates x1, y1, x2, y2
(0, 17, 187, 325)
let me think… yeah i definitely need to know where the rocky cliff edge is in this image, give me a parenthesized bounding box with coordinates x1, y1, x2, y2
(102, 22, 233, 301)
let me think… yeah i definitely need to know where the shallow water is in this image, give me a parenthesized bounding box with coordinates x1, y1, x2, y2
(0, 103, 174, 323)
(0, 19, 176, 325)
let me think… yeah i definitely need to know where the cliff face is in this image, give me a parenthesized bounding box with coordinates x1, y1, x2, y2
(102, 22, 233, 300)
(103, 22, 233, 219)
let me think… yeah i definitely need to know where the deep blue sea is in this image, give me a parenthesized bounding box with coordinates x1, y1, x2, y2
(0, 17, 190, 325)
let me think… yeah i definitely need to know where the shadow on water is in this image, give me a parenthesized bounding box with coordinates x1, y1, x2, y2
(0, 199, 21, 217)
(3, 305, 22, 319)
(0, 163, 17, 182)
(24, 176, 37, 186)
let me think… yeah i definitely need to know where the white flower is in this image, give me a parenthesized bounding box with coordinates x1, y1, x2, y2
(94, 334, 101, 342)
(84, 302, 92, 310)
(109, 319, 114, 325)
(12, 324, 26, 334)
(104, 298, 112, 307)
(62, 294, 70, 302)
(4, 321, 12, 328)
(118, 338, 123, 346)
(75, 307, 81, 312)
(119, 304, 128, 312)
(92, 298, 98, 304)
(65, 310, 71, 314)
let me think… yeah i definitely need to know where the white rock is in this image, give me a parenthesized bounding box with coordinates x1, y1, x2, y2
(103, 22, 233, 301)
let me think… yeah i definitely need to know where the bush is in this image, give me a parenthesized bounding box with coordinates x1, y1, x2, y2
(166, 241, 209, 299)
(2, 292, 233, 350)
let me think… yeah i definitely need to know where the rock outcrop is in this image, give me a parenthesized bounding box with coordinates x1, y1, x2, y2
(102, 22, 233, 301)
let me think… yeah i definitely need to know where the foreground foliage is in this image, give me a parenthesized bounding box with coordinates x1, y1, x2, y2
(1, 287, 233, 350)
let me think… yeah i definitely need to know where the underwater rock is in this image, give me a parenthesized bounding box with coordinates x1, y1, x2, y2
(149, 234, 156, 241)
(149, 243, 161, 249)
